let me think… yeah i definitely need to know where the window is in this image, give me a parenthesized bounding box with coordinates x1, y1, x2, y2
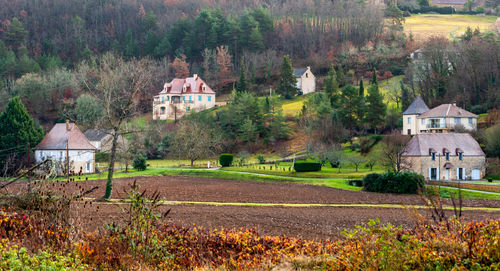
(305, 72, 308, 78)
(186, 106, 190, 111)
(189, 96, 192, 101)
(86, 163, 90, 171)
(454, 117, 460, 124)
(468, 117, 472, 124)
(421, 119, 425, 125)
(407, 117, 411, 124)
(457, 168, 464, 180)
(432, 152, 436, 161)
(459, 153, 463, 160)
(430, 168, 437, 180)
(198, 95, 201, 101)
(208, 96, 212, 102)
(161, 96, 165, 102)
(166, 96, 170, 101)
(182, 96, 185, 101)
(445, 152, 449, 161)
(160, 107, 165, 114)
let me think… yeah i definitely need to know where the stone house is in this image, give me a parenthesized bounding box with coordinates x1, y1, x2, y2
(34, 121, 96, 174)
(153, 74, 216, 120)
(403, 97, 478, 135)
(293, 67, 316, 95)
(83, 129, 128, 153)
(402, 133, 485, 180)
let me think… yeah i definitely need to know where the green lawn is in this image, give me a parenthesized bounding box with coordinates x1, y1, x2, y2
(281, 94, 309, 117)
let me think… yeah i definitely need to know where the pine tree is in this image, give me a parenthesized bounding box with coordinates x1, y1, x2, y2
(372, 68, 377, 84)
(124, 30, 138, 59)
(336, 65, 345, 87)
(359, 79, 364, 97)
(236, 57, 247, 93)
(365, 83, 386, 133)
(324, 64, 338, 96)
(338, 85, 363, 136)
(154, 36, 171, 59)
(4, 17, 28, 50)
(0, 97, 44, 170)
(248, 27, 264, 52)
(276, 55, 298, 99)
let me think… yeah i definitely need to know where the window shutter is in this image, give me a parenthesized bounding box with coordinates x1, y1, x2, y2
(437, 168, 440, 180)
(456, 168, 459, 180)
(428, 168, 431, 180)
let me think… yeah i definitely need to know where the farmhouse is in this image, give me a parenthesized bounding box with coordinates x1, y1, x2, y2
(403, 97, 478, 135)
(84, 129, 128, 153)
(153, 74, 216, 120)
(402, 133, 485, 180)
(293, 66, 316, 95)
(34, 121, 96, 174)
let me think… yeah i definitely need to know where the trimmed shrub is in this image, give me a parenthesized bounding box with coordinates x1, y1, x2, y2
(363, 172, 424, 194)
(95, 152, 109, 162)
(256, 155, 266, 164)
(219, 154, 234, 167)
(133, 154, 147, 171)
(293, 161, 322, 172)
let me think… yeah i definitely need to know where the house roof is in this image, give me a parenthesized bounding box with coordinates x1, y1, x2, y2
(84, 129, 112, 141)
(431, 0, 466, 5)
(293, 68, 308, 77)
(402, 133, 484, 156)
(158, 75, 215, 95)
(417, 104, 478, 119)
(402, 96, 429, 115)
(34, 123, 96, 150)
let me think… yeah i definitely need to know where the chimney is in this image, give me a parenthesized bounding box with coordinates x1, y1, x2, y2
(452, 101, 457, 106)
(193, 74, 198, 79)
(307, 66, 310, 70)
(66, 120, 70, 131)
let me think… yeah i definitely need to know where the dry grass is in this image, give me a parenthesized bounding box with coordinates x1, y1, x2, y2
(404, 14, 497, 41)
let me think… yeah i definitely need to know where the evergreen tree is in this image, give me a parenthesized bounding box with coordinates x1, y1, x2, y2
(359, 79, 364, 97)
(247, 27, 264, 52)
(372, 68, 377, 84)
(365, 83, 386, 133)
(4, 17, 28, 50)
(0, 96, 44, 171)
(276, 55, 298, 99)
(338, 85, 364, 135)
(336, 65, 345, 87)
(0, 40, 16, 77)
(236, 57, 247, 93)
(264, 96, 271, 113)
(324, 64, 338, 96)
(144, 30, 160, 56)
(154, 36, 172, 59)
(124, 30, 138, 59)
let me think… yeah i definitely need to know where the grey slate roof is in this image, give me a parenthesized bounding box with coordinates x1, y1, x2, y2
(402, 133, 484, 156)
(84, 129, 112, 141)
(293, 68, 308, 77)
(402, 96, 429, 115)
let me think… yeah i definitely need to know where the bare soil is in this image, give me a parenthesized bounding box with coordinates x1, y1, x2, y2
(6, 176, 500, 240)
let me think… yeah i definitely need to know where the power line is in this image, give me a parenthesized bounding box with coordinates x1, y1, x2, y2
(0, 144, 27, 153)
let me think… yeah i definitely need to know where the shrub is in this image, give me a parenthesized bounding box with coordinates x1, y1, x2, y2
(388, 66, 404, 76)
(219, 154, 234, 167)
(293, 161, 322, 172)
(95, 152, 109, 162)
(133, 154, 147, 171)
(256, 155, 266, 164)
(363, 172, 424, 194)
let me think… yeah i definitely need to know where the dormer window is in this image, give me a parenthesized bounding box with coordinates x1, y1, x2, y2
(202, 85, 206, 91)
(445, 152, 449, 161)
(183, 85, 187, 92)
(459, 153, 463, 160)
(432, 152, 436, 161)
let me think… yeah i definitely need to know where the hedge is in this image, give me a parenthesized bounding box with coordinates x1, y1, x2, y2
(363, 172, 424, 194)
(293, 161, 322, 172)
(95, 152, 109, 162)
(219, 154, 234, 167)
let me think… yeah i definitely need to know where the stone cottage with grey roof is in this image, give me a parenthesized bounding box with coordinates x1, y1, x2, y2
(293, 66, 316, 95)
(402, 97, 478, 135)
(34, 121, 96, 174)
(402, 133, 485, 180)
(84, 129, 128, 153)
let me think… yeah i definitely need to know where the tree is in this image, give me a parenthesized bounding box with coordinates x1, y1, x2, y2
(77, 53, 154, 199)
(170, 120, 222, 166)
(276, 55, 298, 99)
(75, 94, 105, 129)
(0, 96, 43, 174)
(359, 79, 364, 97)
(372, 68, 377, 84)
(216, 46, 232, 90)
(418, 0, 429, 7)
(236, 57, 247, 92)
(336, 65, 345, 87)
(485, 124, 500, 158)
(170, 54, 190, 78)
(381, 133, 411, 172)
(323, 65, 338, 98)
(4, 17, 28, 50)
(338, 85, 364, 136)
(365, 83, 387, 133)
(347, 154, 367, 172)
(464, 0, 474, 11)
(401, 81, 411, 110)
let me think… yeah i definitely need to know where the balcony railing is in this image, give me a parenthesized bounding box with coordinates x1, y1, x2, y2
(426, 123, 446, 129)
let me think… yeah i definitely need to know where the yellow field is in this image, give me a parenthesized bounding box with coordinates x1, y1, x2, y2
(404, 14, 497, 41)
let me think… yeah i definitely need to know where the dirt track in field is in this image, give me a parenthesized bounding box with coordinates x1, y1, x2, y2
(7, 176, 500, 239)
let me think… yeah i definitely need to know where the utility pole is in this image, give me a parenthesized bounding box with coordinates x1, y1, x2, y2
(66, 140, 69, 181)
(27, 143, 30, 168)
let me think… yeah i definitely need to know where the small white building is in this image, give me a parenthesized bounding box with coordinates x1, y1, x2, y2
(293, 66, 316, 95)
(84, 129, 128, 153)
(153, 74, 216, 120)
(34, 121, 96, 174)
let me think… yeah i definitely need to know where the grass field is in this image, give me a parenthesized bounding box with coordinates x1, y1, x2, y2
(281, 95, 309, 117)
(378, 75, 404, 109)
(404, 14, 497, 41)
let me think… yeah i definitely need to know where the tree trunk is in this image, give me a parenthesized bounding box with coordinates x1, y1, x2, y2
(104, 122, 121, 199)
(191, 159, 194, 167)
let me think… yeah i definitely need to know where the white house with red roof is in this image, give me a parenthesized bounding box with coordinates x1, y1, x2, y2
(153, 74, 216, 120)
(34, 121, 96, 174)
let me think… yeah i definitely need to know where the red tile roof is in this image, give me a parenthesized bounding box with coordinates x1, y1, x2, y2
(34, 123, 96, 150)
(417, 104, 478, 119)
(159, 75, 215, 95)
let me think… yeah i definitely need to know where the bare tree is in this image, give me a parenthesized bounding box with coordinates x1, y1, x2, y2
(347, 153, 366, 172)
(381, 132, 411, 172)
(77, 53, 154, 199)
